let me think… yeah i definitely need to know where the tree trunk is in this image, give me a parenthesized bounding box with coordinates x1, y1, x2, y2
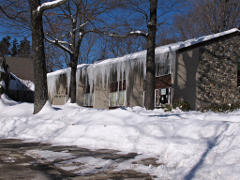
(144, 0, 157, 110)
(29, 0, 48, 114)
(70, 55, 78, 103)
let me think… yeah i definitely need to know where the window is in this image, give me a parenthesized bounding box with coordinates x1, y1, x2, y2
(238, 59, 240, 87)
(155, 88, 170, 107)
(109, 80, 126, 107)
(83, 93, 93, 107)
(155, 53, 171, 77)
(155, 63, 171, 76)
(109, 90, 126, 107)
(83, 81, 93, 107)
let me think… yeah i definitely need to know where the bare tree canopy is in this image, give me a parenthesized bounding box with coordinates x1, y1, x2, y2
(107, 0, 184, 109)
(44, 0, 121, 103)
(174, 0, 240, 40)
(0, 0, 30, 35)
(0, 0, 185, 111)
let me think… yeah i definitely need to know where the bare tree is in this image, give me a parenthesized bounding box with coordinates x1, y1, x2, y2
(0, 0, 30, 35)
(174, 0, 240, 40)
(104, 0, 182, 109)
(103, 35, 146, 58)
(144, 0, 157, 110)
(1, 0, 183, 110)
(79, 33, 98, 64)
(1, 0, 69, 113)
(0, 0, 68, 76)
(44, 0, 120, 103)
(156, 28, 178, 46)
(29, 0, 68, 114)
(45, 43, 66, 72)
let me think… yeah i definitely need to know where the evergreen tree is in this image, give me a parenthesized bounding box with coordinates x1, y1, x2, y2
(11, 38, 18, 56)
(0, 36, 11, 55)
(17, 37, 31, 57)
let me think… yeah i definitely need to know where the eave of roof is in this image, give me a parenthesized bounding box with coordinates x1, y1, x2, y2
(47, 28, 240, 76)
(94, 28, 240, 66)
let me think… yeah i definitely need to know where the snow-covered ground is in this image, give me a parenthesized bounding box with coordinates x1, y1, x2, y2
(1, 94, 240, 179)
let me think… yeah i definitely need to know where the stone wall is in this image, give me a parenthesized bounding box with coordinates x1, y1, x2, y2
(174, 33, 240, 110)
(196, 34, 240, 110)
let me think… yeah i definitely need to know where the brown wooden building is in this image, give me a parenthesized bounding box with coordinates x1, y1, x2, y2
(4, 57, 34, 82)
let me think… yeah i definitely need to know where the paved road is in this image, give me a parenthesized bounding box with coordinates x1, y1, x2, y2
(0, 139, 158, 180)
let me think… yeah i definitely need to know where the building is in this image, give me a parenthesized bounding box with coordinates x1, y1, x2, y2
(3, 57, 34, 82)
(47, 28, 240, 110)
(0, 56, 34, 102)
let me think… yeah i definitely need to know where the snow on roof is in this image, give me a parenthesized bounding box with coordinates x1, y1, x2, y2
(8, 72, 33, 91)
(47, 64, 88, 78)
(156, 28, 240, 53)
(0, 66, 5, 73)
(94, 28, 240, 66)
(47, 67, 71, 78)
(47, 28, 240, 77)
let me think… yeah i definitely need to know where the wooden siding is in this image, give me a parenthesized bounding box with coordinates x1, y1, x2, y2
(155, 74, 171, 89)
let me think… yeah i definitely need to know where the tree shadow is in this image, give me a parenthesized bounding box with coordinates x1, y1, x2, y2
(149, 113, 182, 118)
(184, 123, 229, 180)
(52, 107, 62, 111)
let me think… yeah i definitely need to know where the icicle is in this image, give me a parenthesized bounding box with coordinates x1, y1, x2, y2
(47, 67, 71, 100)
(47, 74, 57, 99)
(101, 65, 105, 89)
(121, 64, 124, 91)
(47, 44, 177, 107)
(169, 51, 176, 75)
(66, 70, 71, 97)
(87, 65, 95, 95)
(117, 62, 120, 94)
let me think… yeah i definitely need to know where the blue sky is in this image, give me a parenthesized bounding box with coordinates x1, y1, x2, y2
(0, 0, 191, 68)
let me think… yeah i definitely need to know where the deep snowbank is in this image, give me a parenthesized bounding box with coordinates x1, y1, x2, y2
(0, 95, 240, 179)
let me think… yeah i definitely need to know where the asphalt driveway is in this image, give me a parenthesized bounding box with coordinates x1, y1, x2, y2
(0, 139, 160, 180)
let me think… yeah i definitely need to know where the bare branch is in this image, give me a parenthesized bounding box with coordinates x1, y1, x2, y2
(86, 29, 148, 38)
(129, 30, 148, 37)
(73, 21, 89, 33)
(37, 0, 68, 14)
(0, 5, 21, 20)
(45, 35, 73, 55)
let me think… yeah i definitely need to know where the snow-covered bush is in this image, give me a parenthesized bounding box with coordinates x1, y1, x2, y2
(163, 104, 173, 112)
(173, 99, 190, 111)
(203, 103, 240, 112)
